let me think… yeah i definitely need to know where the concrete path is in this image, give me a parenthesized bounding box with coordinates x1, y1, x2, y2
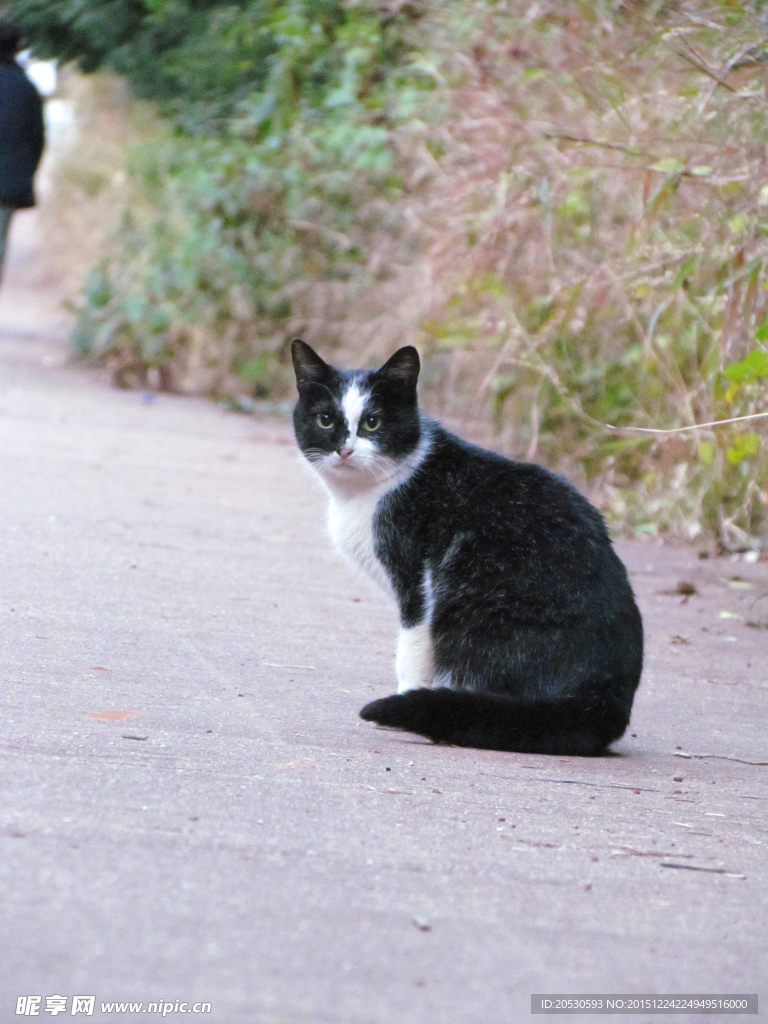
(1, 233, 766, 1023)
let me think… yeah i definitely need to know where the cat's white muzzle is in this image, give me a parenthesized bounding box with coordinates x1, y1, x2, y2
(315, 442, 396, 497)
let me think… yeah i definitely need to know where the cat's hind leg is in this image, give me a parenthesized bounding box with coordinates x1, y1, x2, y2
(395, 623, 434, 694)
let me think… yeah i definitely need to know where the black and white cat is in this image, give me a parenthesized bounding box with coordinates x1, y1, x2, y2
(291, 339, 643, 756)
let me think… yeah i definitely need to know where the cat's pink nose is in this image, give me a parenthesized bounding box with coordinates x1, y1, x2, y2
(339, 445, 354, 460)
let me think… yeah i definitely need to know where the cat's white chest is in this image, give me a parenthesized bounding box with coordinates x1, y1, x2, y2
(328, 492, 393, 598)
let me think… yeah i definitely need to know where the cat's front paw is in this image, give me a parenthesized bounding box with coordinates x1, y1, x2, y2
(395, 623, 435, 693)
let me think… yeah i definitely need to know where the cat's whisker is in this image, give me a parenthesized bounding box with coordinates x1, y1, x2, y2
(303, 448, 331, 465)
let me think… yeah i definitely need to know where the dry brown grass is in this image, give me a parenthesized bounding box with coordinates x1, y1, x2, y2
(318, 0, 768, 543)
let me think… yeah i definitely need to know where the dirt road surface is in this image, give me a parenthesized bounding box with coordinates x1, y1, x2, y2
(1, 212, 766, 1023)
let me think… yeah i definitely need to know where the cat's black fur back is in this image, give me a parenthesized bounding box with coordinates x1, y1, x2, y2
(291, 339, 643, 756)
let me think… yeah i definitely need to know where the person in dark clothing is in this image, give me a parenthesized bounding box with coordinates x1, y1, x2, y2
(0, 22, 45, 282)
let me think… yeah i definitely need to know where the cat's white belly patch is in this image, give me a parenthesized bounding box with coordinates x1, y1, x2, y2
(396, 623, 435, 693)
(328, 492, 392, 597)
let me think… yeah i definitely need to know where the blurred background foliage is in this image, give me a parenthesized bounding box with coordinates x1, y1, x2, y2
(10, 0, 768, 548)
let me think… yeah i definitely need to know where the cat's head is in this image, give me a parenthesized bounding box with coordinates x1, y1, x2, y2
(291, 340, 422, 490)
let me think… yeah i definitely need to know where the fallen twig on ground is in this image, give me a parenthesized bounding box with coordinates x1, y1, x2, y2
(673, 752, 768, 765)
(661, 862, 746, 877)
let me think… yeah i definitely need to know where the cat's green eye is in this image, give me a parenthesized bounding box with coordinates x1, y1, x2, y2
(316, 412, 334, 430)
(362, 413, 382, 432)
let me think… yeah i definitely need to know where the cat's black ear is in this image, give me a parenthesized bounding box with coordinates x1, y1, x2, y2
(377, 346, 420, 392)
(291, 340, 330, 390)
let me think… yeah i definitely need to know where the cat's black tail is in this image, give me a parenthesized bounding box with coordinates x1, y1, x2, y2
(359, 685, 631, 756)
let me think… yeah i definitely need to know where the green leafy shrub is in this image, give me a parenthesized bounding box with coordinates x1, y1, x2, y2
(59, 2, 423, 394)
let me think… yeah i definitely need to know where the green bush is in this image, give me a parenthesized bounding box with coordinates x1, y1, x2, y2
(61, 2, 423, 392)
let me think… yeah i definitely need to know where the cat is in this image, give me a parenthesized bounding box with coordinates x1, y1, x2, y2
(291, 339, 643, 756)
